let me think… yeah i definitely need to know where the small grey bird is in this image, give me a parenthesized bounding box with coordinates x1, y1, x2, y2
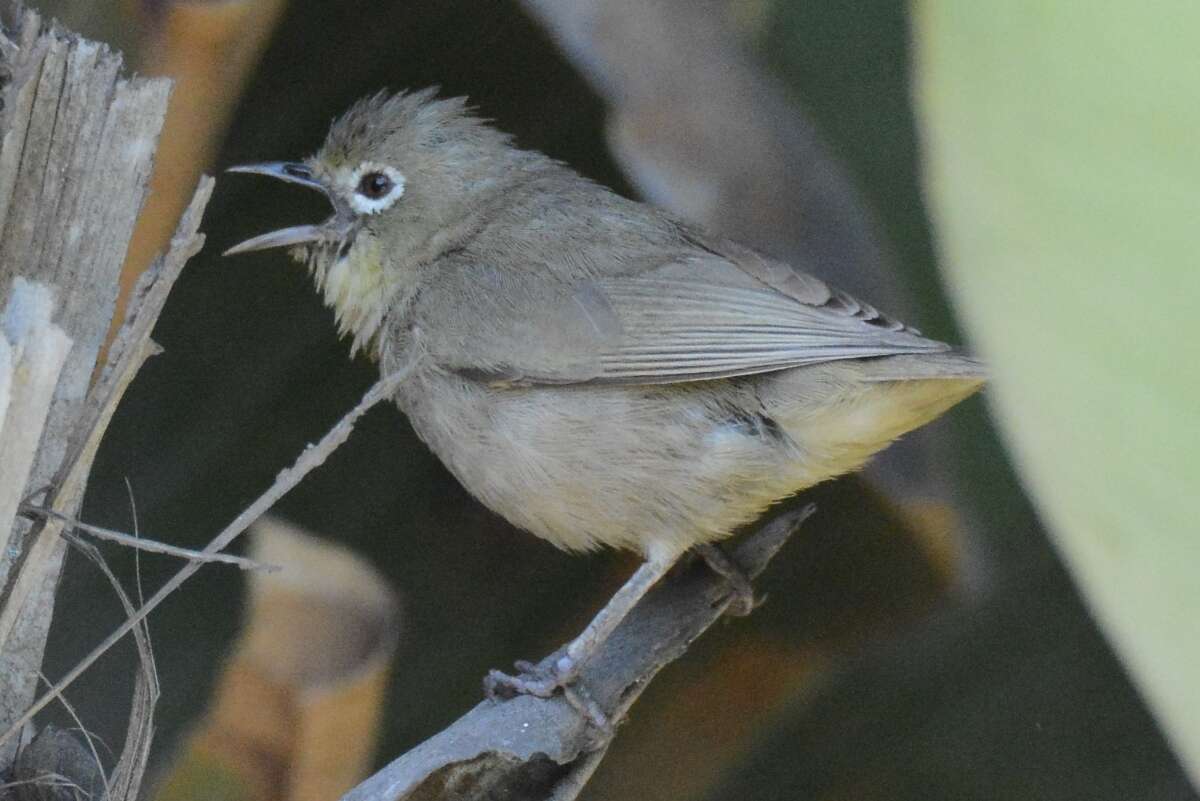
(226, 89, 984, 722)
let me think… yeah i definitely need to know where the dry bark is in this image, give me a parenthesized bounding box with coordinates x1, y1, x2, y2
(338, 505, 811, 801)
(0, 1, 210, 784)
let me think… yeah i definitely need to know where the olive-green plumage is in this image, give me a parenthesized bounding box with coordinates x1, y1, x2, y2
(227, 89, 983, 701)
(229, 88, 983, 560)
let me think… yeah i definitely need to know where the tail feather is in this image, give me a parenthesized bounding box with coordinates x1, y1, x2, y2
(856, 351, 988, 382)
(764, 351, 986, 484)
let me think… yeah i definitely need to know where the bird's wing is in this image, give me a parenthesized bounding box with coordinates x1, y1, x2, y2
(678, 229, 920, 334)
(416, 253, 948, 386)
(413, 262, 620, 385)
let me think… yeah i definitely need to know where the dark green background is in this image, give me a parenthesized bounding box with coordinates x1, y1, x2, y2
(34, 1, 1195, 798)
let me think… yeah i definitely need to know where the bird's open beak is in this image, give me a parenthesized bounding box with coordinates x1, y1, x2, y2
(223, 162, 340, 256)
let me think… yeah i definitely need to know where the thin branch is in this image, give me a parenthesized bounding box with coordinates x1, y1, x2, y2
(109, 476, 158, 801)
(125, 477, 148, 606)
(0, 364, 413, 748)
(340, 503, 815, 801)
(20, 504, 276, 572)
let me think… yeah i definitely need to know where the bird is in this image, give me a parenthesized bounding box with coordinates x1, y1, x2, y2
(225, 88, 984, 725)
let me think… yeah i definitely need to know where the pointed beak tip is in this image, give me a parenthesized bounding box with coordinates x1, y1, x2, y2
(222, 238, 261, 257)
(222, 161, 331, 196)
(221, 224, 328, 257)
(221, 163, 338, 255)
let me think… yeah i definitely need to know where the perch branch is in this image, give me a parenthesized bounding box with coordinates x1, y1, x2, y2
(338, 503, 815, 801)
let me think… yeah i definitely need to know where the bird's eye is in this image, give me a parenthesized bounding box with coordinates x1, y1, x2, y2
(357, 171, 393, 199)
(347, 164, 406, 214)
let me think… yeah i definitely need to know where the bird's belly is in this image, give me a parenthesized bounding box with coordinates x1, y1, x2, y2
(396, 371, 809, 560)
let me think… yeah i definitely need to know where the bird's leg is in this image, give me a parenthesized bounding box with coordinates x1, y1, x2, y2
(694, 542, 757, 616)
(484, 555, 676, 729)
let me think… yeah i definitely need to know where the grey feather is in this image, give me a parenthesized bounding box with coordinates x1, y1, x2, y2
(418, 252, 948, 386)
(590, 273, 946, 382)
(232, 88, 986, 561)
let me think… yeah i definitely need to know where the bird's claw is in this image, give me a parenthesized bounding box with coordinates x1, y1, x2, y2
(483, 655, 612, 734)
(483, 658, 570, 699)
(695, 542, 759, 617)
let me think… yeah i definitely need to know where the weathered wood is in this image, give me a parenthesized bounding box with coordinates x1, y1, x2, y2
(0, 175, 213, 795)
(0, 282, 71, 555)
(339, 505, 812, 801)
(0, 0, 175, 767)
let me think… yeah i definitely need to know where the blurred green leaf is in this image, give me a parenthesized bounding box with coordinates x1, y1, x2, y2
(915, 2, 1200, 786)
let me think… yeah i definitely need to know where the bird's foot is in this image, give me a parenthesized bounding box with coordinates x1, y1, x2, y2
(694, 542, 759, 616)
(484, 653, 612, 734)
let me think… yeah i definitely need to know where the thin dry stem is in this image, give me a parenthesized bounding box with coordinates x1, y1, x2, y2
(0, 773, 90, 796)
(21, 504, 276, 572)
(0, 365, 412, 748)
(65, 534, 157, 801)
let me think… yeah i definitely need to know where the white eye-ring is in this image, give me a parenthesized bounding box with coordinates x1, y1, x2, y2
(348, 163, 406, 215)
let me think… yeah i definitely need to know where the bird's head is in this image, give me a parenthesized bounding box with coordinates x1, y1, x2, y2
(224, 88, 518, 355)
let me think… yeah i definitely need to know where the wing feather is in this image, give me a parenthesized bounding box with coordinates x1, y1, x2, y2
(418, 251, 949, 386)
(587, 276, 946, 383)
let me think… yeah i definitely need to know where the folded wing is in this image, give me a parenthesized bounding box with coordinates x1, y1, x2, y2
(418, 253, 948, 386)
(590, 274, 946, 383)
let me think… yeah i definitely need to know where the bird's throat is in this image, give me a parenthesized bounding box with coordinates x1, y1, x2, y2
(300, 236, 396, 359)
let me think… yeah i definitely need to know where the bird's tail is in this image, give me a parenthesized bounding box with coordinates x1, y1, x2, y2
(764, 351, 986, 483)
(856, 351, 988, 383)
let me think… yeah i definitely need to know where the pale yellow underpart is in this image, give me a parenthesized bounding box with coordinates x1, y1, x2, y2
(310, 237, 396, 357)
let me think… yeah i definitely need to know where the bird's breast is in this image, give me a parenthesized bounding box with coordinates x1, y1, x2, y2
(310, 235, 411, 358)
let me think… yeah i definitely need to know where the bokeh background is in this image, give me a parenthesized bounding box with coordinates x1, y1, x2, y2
(24, 1, 1198, 799)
